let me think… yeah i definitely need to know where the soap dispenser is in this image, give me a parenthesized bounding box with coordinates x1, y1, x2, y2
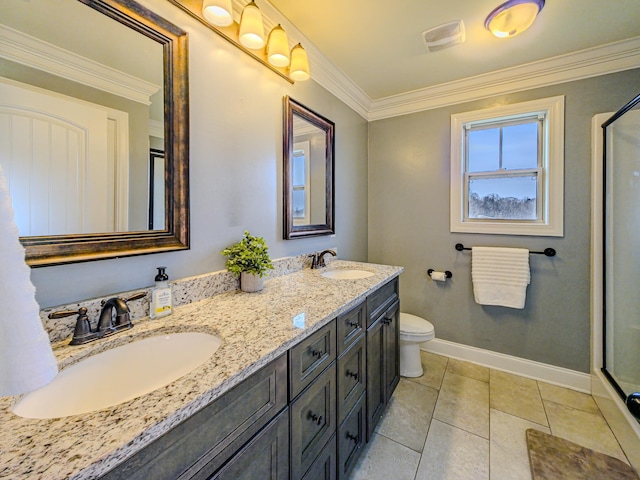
(150, 267, 173, 319)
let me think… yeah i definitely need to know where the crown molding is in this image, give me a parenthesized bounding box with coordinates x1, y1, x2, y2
(367, 36, 640, 121)
(0, 25, 161, 105)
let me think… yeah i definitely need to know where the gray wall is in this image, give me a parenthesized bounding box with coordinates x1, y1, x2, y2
(29, 0, 369, 307)
(368, 68, 640, 373)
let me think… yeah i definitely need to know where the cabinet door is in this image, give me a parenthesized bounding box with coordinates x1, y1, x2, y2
(382, 300, 400, 403)
(337, 334, 366, 425)
(366, 318, 385, 441)
(337, 393, 366, 480)
(366, 299, 400, 441)
(291, 362, 337, 480)
(301, 434, 337, 480)
(208, 409, 289, 480)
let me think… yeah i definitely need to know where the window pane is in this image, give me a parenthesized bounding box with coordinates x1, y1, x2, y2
(468, 175, 537, 220)
(292, 189, 305, 218)
(503, 122, 538, 170)
(468, 128, 500, 172)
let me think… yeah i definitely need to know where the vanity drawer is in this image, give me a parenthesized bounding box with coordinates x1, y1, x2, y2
(366, 278, 398, 327)
(336, 301, 365, 356)
(290, 362, 337, 480)
(337, 393, 366, 480)
(290, 320, 337, 400)
(301, 434, 337, 480)
(100, 354, 288, 480)
(336, 334, 366, 426)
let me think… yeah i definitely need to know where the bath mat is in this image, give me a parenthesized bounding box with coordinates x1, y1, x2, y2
(526, 429, 639, 480)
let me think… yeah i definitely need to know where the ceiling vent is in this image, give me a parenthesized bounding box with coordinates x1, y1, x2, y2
(422, 20, 465, 53)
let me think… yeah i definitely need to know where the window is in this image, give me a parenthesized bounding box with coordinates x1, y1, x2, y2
(450, 96, 564, 236)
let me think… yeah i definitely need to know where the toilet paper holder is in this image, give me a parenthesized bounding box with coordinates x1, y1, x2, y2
(427, 269, 452, 279)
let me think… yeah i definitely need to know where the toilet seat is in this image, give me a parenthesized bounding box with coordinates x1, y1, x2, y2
(400, 313, 434, 341)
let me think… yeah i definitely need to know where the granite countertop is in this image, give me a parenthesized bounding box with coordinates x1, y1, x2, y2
(0, 261, 402, 480)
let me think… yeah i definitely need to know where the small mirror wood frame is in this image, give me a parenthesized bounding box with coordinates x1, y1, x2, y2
(20, 0, 190, 267)
(283, 96, 335, 239)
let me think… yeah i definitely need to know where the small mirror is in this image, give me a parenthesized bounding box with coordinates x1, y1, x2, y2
(283, 96, 334, 239)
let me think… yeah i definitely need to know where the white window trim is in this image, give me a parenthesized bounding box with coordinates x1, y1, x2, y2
(450, 95, 565, 236)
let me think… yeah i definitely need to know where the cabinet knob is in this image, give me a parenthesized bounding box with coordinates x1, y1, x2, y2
(310, 349, 323, 358)
(345, 370, 359, 380)
(307, 411, 323, 425)
(346, 432, 359, 443)
(348, 321, 359, 328)
(382, 317, 392, 325)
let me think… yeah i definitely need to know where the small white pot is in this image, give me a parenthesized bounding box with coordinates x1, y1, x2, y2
(240, 272, 264, 292)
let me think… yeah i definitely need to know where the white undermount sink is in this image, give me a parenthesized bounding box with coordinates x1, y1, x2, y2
(12, 332, 222, 419)
(321, 269, 375, 280)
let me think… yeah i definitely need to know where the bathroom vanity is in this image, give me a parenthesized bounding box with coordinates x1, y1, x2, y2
(0, 261, 402, 480)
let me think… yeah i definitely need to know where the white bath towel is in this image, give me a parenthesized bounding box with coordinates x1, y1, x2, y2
(471, 246, 530, 309)
(0, 164, 58, 396)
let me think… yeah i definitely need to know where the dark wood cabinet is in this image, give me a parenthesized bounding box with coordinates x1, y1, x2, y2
(366, 281, 400, 440)
(101, 278, 400, 480)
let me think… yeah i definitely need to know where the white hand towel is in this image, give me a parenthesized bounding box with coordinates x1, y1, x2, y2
(0, 164, 58, 396)
(472, 246, 530, 309)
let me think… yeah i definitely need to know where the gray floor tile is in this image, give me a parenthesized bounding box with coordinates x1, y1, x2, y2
(433, 371, 490, 438)
(489, 408, 551, 480)
(446, 358, 490, 383)
(415, 419, 489, 480)
(375, 379, 438, 452)
(537, 381, 599, 414)
(350, 432, 421, 480)
(490, 369, 548, 426)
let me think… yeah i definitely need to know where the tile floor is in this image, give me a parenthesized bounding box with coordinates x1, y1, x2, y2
(350, 351, 634, 480)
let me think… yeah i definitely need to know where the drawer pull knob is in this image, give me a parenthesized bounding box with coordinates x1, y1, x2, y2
(311, 349, 323, 358)
(348, 321, 359, 328)
(307, 411, 323, 425)
(345, 370, 359, 380)
(382, 318, 392, 325)
(347, 432, 359, 443)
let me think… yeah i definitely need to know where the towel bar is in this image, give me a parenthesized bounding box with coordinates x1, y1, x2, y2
(454, 243, 556, 257)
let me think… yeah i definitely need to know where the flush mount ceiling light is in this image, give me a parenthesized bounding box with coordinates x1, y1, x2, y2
(485, 0, 545, 38)
(202, 0, 233, 27)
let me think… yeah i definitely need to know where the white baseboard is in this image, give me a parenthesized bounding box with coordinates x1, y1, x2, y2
(421, 338, 591, 393)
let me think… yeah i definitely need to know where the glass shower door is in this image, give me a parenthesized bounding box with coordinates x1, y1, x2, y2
(602, 94, 640, 419)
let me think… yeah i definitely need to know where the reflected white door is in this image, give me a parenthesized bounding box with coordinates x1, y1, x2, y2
(0, 79, 128, 235)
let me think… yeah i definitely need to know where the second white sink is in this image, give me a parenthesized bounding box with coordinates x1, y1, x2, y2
(321, 269, 375, 280)
(12, 332, 222, 419)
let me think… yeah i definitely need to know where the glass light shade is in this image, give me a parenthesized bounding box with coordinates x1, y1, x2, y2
(267, 25, 290, 67)
(202, 0, 234, 27)
(289, 43, 310, 81)
(485, 0, 545, 38)
(239, 1, 265, 49)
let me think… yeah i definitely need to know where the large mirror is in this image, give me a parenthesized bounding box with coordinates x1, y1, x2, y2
(283, 96, 334, 239)
(0, 0, 189, 266)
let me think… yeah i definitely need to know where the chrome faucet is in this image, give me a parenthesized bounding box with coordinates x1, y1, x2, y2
(310, 249, 337, 269)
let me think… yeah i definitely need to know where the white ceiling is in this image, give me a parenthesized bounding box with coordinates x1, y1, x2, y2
(268, 0, 640, 101)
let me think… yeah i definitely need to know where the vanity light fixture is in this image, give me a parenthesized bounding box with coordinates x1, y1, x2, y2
(289, 43, 310, 81)
(239, 1, 265, 49)
(485, 0, 545, 38)
(202, 0, 233, 27)
(172, 1, 311, 82)
(267, 24, 290, 67)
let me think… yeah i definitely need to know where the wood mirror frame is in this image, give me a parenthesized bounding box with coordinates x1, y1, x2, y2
(19, 0, 190, 267)
(283, 96, 335, 239)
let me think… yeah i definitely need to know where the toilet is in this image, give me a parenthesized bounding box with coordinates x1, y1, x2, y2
(399, 313, 435, 377)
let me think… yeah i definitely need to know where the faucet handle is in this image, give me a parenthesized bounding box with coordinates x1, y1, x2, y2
(124, 292, 146, 304)
(48, 307, 96, 346)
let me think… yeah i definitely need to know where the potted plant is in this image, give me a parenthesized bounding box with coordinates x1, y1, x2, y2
(221, 231, 274, 292)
